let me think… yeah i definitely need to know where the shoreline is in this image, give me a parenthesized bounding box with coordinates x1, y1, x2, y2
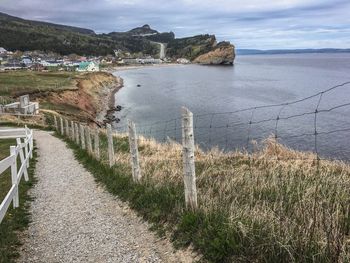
(95, 75, 124, 126)
(103, 63, 184, 73)
(101, 64, 180, 126)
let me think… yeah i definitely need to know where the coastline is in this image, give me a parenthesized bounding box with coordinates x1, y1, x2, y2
(95, 75, 124, 125)
(103, 63, 183, 73)
(100, 63, 182, 126)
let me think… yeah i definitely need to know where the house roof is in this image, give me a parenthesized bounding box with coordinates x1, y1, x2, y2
(0, 47, 7, 53)
(78, 61, 97, 70)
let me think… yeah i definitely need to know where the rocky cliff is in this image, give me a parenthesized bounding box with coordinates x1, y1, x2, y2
(193, 42, 235, 65)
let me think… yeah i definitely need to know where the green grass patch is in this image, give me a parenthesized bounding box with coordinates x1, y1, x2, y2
(0, 140, 38, 263)
(0, 71, 77, 97)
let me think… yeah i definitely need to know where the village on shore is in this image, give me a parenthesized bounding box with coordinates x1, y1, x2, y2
(0, 47, 191, 72)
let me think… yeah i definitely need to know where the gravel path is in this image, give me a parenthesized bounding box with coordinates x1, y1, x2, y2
(19, 131, 194, 263)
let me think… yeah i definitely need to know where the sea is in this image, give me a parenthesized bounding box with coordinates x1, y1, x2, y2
(113, 53, 350, 160)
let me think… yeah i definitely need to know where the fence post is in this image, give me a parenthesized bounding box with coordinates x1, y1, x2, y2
(16, 138, 29, 181)
(54, 115, 58, 131)
(23, 129, 30, 168)
(94, 129, 100, 160)
(80, 124, 85, 149)
(70, 121, 75, 140)
(25, 126, 33, 158)
(65, 119, 69, 137)
(75, 123, 80, 145)
(60, 117, 64, 135)
(106, 123, 115, 167)
(86, 127, 93, 154)
(181, 107, 198, 210)
(128, 120, 141, 182)
(10, 146, 19, 208)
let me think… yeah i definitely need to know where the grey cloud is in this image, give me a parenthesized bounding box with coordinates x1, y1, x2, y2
(0, 0, 349, 49)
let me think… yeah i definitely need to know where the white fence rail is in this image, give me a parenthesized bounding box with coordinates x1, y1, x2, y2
(0, 127, 34, 224)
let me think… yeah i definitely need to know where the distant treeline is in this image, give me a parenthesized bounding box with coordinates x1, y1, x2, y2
(0, 11, 226, 60)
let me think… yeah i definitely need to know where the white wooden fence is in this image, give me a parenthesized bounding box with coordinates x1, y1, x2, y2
(0, 127, 34, 224)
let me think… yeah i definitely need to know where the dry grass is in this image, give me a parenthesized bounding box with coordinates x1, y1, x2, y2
(103, 133, 350, 262)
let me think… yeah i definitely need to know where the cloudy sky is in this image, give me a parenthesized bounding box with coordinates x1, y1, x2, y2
(0, 0, 349, 49)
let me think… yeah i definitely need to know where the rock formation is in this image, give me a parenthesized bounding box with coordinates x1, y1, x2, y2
(193, 42, 235, 65)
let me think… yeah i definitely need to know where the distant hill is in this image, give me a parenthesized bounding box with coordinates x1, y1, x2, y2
(0, 12, 235, 61)
(237, 48, 350, 55)
(0, 12, 95, 35)
(0, 12, 121, 56)
(128, 24, 158, 36)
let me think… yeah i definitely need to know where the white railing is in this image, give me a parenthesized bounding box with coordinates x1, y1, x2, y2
(0, 127, 34, 224)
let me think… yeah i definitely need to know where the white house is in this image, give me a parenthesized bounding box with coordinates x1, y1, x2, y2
(0, 47, 8, 54)
(21, 56, 33, 66)
(77, 61, 99, 72)
(40, 60, 61, 67)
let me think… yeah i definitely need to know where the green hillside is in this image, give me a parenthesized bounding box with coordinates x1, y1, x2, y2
(0, 12, 231, 60)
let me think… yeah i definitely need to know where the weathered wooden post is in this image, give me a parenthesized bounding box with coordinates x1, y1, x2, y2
(65, 119, 69, 137)
(128, 120, 141, 182)
(106, 123, 115, 167)
(10, 146, 19, 208)
(54, 115, 58, 131)
(86, 126, 93, 154)
(70, 121, 75, 140)
(60, 117, 64, 135)
(75, 123, 80, 144)
(94, 129, 100, 160)
(79, 124, 86, 149)
(181, 107, 198, 210)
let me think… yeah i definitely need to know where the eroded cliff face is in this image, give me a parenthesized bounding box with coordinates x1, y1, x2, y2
(45, 72, 122, 121)
(193, 42, 235, 65)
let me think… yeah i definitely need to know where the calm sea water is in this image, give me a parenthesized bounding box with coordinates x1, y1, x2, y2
(113, 53, 350, 160)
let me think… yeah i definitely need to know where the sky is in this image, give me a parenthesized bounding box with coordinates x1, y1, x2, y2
(0, 0, 349, 49)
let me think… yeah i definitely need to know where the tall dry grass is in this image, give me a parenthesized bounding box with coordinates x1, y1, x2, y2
(100, 132, 350, 261)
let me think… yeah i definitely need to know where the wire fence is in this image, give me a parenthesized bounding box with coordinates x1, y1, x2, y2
(47, 81, 350, 261)
(113, 81, 350, 163)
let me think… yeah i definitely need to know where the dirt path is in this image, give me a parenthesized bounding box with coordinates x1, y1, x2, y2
(18, 131, 194, 263)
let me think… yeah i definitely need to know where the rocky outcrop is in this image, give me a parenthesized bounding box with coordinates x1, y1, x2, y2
(193, 42, 235, 65)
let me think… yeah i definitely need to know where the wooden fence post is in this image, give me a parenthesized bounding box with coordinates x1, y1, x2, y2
(106, 123, 115, 167)
(54, 115, 58, 131)
(10, 146, 19, 208)
(181, 107, 198, 210)
(24, 131, 30, 168)
(60, 117, 64, 135)
(16, 138, 29, 181)
(70, 121, 75, 140)
(25, 126, 33, 159)
(65, 119, 69, 137)
(128, 120, 141, 182)
(86, 127, 93, 154)
(80, 124, 86, 149)
(75, 123, 80, 144)
(94, 129, 100, 160)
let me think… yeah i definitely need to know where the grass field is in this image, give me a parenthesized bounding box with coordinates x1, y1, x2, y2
(62, 129, 350, 263)
(0, 71, 77, 97)
(0, 138, 37, 263)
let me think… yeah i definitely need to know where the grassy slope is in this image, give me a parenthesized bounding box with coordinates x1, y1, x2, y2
(0, 71, 84, 124)
(0, 71, 77, 97)
(0, 139, 37, 263)
(60, 130, 350, 263)
(0, 71, 119, 125)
